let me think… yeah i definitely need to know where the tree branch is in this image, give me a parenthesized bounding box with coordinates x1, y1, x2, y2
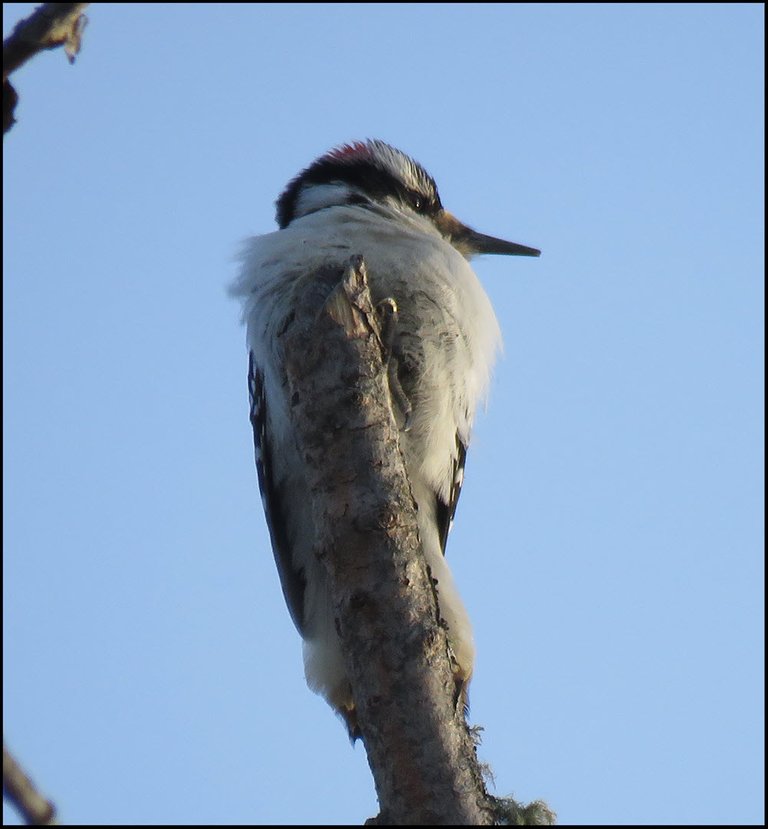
(279, 254, 495, 824)
(3, 7, 90, 825)
(3, 2, 89, 134)
(3, 741, 57, 825)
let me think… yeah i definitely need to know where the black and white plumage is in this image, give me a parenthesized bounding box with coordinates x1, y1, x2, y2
(231, 140, 539, 734)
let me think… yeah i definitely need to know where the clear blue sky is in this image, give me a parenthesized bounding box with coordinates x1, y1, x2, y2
(3, 3, 763, 825)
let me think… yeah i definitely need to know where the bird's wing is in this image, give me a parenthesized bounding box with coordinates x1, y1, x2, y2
(435, 433, 467, 555)
(248, 352, 307, 633)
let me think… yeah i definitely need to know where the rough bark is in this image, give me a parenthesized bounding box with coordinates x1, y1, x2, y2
(279, 255, 495, 825)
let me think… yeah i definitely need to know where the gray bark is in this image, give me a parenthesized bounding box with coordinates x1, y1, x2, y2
(280, 255, 494, 825)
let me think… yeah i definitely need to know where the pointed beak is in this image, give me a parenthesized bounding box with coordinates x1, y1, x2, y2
(435, 210, 540, 257)
(462, 230, 541, 257)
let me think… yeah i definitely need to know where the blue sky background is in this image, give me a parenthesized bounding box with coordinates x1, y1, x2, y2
(3, 4, 763, 825)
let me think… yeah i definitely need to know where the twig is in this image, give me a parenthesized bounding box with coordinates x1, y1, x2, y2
(3, 741, 58, 825)
(3, 2, 89, 133)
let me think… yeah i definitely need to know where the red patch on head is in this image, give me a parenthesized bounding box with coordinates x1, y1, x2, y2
(327, 141, 372, 163)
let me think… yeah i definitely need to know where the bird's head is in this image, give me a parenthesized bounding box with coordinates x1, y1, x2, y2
(275, 139, 540, 259)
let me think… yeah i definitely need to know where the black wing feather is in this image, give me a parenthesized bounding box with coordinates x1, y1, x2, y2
(435, 433, 468, 554)
(248, 353, 307, 633)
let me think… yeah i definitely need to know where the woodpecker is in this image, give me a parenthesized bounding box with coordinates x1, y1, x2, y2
(231, 140, 539, 737)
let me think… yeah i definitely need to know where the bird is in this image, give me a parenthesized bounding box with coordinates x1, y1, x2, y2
(230, 139, 539, 738)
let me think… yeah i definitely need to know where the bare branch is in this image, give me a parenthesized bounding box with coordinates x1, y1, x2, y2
(3, 2, 89, 134)
(3, 741, 58, 825)
(280, 254, 495, 824)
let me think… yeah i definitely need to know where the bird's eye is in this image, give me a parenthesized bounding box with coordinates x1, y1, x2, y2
(410, 194, 424, 211)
